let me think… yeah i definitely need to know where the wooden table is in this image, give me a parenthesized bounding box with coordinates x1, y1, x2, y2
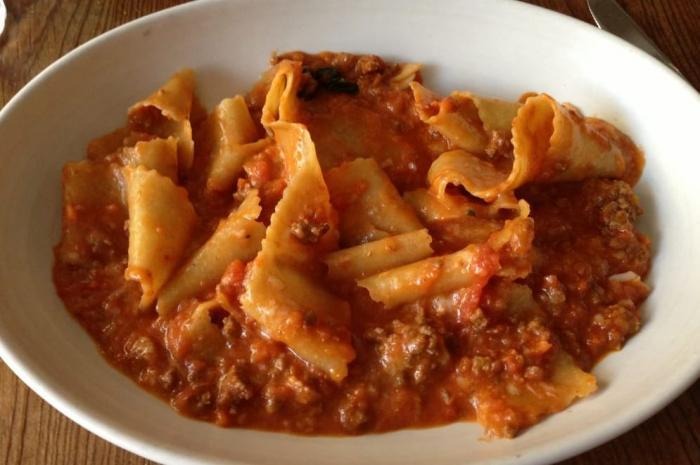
(1, 1, 698, 464)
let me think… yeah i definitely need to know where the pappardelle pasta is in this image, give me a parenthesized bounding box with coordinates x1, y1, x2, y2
(54, 52, 651, 438)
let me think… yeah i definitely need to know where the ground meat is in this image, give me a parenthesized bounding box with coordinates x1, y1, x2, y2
(485, 130, 514, 160)
(372, 317, 449, 385)
(337, 385, 372, 433)
(138, 365, 181, 392)
(297, 69, 319, 99)
(219, 260, 247, 302)
(586, 300, 640, 353)
(261, 372, 320, 413)
(159, 367, 179, 391)
(581, 179, 642, 235)
(284, 373, 320, 405)
(243, 152, 274, 188)
(221, 315, 242, 340)
(217, 366, 253, 408)
(124, 335, 157, 364)
(290, 216, 330, 244)
(354, 55, 385, 76)
(521, 179, 650, 368)
(275, 51, 389, 83)
(172, 384, 216, 418)
(540, 274, 567, 308)
(180, 359, 205, 384)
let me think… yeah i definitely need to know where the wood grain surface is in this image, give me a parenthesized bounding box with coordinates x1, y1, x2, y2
(1, 1, 699, 464)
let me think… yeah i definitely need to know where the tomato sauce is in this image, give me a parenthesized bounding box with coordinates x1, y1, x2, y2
(53, 52, 651, 438)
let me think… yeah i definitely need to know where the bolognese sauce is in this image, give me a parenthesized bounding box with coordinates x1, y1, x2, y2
(53, 52, 650, 438)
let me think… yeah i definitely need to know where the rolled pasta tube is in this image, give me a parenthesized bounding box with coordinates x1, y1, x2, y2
(123, 166, 197, 309)
(156, 190, 266, 316)
(358, 243, 500, 309)
(324, 229, 434, 281)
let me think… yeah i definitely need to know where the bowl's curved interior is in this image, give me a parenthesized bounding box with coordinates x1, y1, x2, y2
(0, 1, 699, 464)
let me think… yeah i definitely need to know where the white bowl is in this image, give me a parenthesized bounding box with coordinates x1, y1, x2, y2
(1, 1, 699, 464)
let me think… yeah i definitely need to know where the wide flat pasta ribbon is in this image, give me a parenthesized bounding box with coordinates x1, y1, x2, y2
(325, 158, 424, 246)
(358, 215, 533, 309)
(403, 188, 530, 252)
(240, 122, 355, 382)
(512, 93, 642, 185)
(261, 60, 301, 129)
(240, 66, 355, 381)
(358, 243, 501, 309)
(324, 228, 433, 281)
(411, 82, 519, 155)
(156, 190, 266, 316)
(123, 166, 197, 309)
(165, 298, 226, 360)
(323, 157, 435, 280)
(119, 137, 179, 182)
(56, 161, 125, 264)
(128, 69, 197, 176)
(202, 96, 272, 192)
(390, 63, 421, 89)
(404, 188, 524, 223)
(426, 93, 643, 201)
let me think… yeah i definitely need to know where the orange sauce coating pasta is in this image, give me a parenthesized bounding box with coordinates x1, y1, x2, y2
(54, 52, 650, 437)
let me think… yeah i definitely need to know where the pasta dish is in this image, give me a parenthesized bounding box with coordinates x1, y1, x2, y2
(53, 52, 651, 437)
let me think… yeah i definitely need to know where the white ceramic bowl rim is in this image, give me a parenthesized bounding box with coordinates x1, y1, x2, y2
(0, 1, 699, 465)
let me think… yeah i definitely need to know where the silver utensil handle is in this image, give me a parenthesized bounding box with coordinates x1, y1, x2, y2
(587, 0, 684, 77)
